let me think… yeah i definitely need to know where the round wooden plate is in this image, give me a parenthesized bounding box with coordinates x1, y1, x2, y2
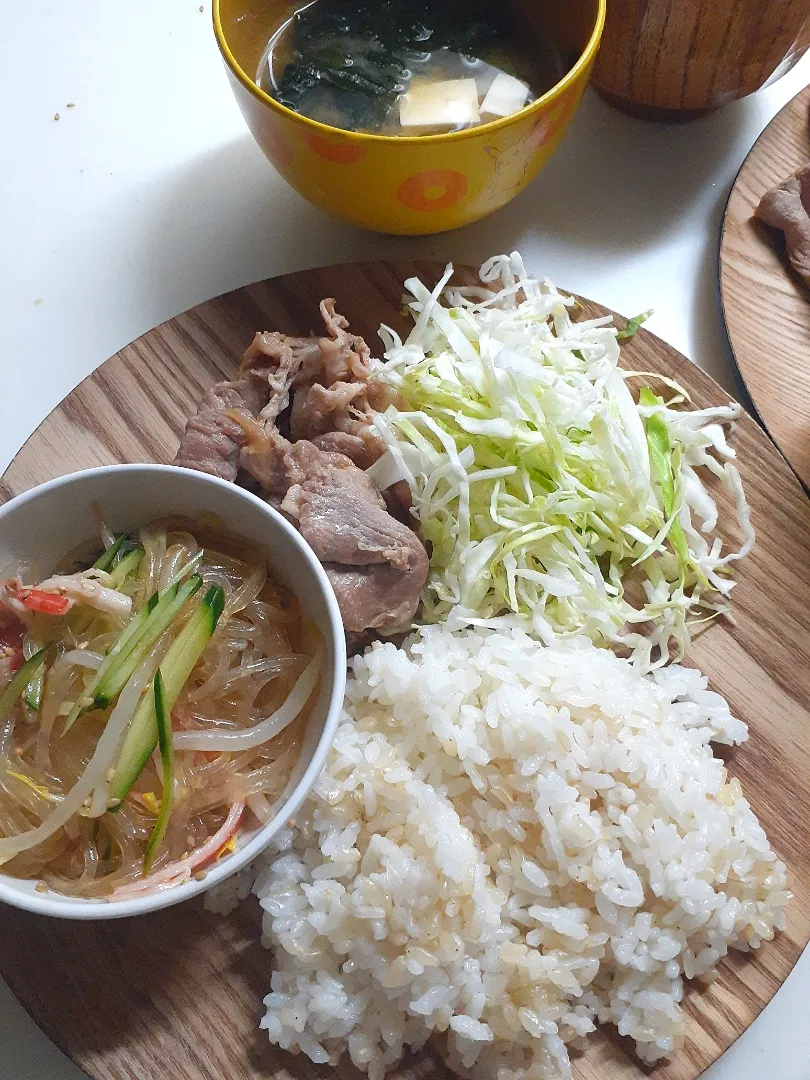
(1, 262, 810, 1080)
(720, 82, 810, 489)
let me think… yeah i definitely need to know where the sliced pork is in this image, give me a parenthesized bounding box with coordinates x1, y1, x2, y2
(755, 162, 810, 287)
(281, 442, 427, 631)
(316, 298, 373, 384)
(311, 431, 381, 470)
(290, 381, 367, 441)
(231, 414, 292, 494)
(173, 379, 267, 482)
(172, 303, 429, 645)
(323, 562, 425, 633)
(241, 332, 324, 422)
(281, 442, 419, 572)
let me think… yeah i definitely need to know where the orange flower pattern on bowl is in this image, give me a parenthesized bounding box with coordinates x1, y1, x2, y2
(305, 133, 367, 165)
(396, 170, 469, 213)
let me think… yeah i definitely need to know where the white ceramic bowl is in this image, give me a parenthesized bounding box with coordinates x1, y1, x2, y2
(0, 464, 346, 919)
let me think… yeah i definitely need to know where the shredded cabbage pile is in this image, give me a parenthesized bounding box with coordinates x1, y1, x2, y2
(368, 253, 754, 668)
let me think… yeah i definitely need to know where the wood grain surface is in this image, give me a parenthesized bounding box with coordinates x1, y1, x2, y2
(720, 83, 810, 489)
(593, 0, 810, 117)
(1, 262, 809, 1080)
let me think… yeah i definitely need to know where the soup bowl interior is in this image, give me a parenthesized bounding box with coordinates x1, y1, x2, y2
(214, 0, 605, 233)
(218, 0, 599, 98)
(0, 464, 346, 919)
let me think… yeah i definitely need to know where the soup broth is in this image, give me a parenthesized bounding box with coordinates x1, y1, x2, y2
(258, 0, 566, 135)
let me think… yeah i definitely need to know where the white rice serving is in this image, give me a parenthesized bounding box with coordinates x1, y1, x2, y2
(208, 626, 789, 1080)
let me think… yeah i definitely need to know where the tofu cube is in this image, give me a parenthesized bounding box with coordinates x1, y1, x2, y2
(399, 78, 480, 129)
(480, 72, 530, 119)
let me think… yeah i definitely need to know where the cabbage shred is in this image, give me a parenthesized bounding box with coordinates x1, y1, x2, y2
(369, 253, 754, 668)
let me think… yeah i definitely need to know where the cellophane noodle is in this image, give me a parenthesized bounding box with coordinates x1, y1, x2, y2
(0, 518, 319, 898)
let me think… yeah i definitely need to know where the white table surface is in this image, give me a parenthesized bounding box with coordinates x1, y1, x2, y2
(1, 3, 809, 1077)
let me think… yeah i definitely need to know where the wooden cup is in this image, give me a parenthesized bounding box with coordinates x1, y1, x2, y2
(592, 0, 810, 119)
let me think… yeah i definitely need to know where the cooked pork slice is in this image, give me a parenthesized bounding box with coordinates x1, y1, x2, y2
(240, 300, 374, 417)
(204, 379, 267, 415)
(173, 379, 267, 481)
(290, 378, 387, 467)
(264, 492, 298, 526)
(323, 561, 424, 633)
(755, 162, 810, 286)
(226, 412, 293, 494)
(387, 479, 415, 517)
(174, 413, 245, 481)
(283, 463, 396, 567)
(290, 381, 368, 441)
(241, 332, 325, 422)
(282, 439, 354, 490)
(311, 430, 382, 470)
(280, 441, 428, 630)
(175, 305, 426, 638)
(317, 298, 373, 384)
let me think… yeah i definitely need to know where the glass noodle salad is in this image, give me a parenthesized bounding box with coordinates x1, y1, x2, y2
(0, 516, 321, 898)
(368, 253, 753, 668)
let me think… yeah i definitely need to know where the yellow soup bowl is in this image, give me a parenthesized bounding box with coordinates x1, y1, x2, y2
(214, 0, 605, 235)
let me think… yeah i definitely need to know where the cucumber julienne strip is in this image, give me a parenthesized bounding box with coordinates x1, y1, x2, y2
(107, 592, 159, 663)
(108, 584, 226, 808)
(92, 534, 129, 572)
(0, 649, 48, 721)
(23, 664, 45, 712)
(62, 574, 203, 732)
(143, 670, 174, 875)
(107, 547, 144, 590)
(93, 575, 204, 708)
(62, 591, 158, 733)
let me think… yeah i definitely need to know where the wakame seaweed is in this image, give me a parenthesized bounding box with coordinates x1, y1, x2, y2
(274, 0, 509, 129)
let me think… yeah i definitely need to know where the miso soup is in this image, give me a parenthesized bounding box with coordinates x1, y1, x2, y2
(258, 0, 566, 135)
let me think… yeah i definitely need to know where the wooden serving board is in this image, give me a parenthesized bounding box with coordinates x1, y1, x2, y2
(720, 82, 810, 489)
(1, 262, 810, 1080)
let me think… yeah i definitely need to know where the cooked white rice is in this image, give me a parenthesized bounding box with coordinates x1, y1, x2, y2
(208, 626, 789, 1080)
